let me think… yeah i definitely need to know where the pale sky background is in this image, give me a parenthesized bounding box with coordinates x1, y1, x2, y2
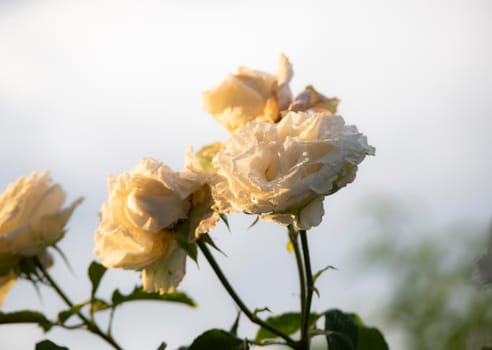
(0, 0, 491, 349)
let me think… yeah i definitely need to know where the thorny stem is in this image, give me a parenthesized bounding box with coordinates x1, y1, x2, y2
(299, 230, 314, 350)
(288, 225, 307, 326)
(35, 259, 124, 350)
(197, 237, 297, 347)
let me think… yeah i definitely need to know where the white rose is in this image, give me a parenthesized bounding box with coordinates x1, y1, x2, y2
(202, 53, 293, 132)
(212, 111, 375, 230)
(94, 158, 209, 294)
(0, 172, 83, 305)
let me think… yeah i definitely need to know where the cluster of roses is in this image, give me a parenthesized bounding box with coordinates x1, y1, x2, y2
(0, 54, 374, 304)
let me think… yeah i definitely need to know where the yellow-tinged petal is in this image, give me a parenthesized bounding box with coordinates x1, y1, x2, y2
(141, 241, 186, 294)
(0, 172, 82, 257)
(289, 85, 339, 114)
(277, 53, 293, 86)
(0, 271, 16, 307)
(202, 54, 293, 132)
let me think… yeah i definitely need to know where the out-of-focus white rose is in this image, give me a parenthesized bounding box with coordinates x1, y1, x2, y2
(202, 53, 293, 132)
(0, 172, 83, 306)
(212, 111, 375, 230)
(94, 158, 214, 294)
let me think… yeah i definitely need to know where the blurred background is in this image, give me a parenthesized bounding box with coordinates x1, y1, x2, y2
(1, 0, 491, 349)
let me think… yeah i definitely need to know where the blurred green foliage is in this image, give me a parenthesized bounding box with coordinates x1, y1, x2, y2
(357, 196, 492, 350)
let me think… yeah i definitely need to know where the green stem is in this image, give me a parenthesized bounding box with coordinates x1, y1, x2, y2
(299, 230, 314, 349)
(197, 238, 297, 347)
(35, 259, 124, 350)
(288, 225, 307, 324)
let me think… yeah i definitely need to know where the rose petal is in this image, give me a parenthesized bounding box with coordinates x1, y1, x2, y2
(141, 241, 187, 294)
(0, 271, 16, 306)
(94, 220, 168, 270)
(2, 197, 83, 256)
(126, 189, 189, 232)
(297, 196, 324, 230)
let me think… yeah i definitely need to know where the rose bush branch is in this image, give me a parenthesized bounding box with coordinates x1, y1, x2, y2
(197, 236, 297, 346)
(287, 225, 307, 325)
(299, 230, 314, 349)
(0, 54, 387, 349)
(287, 225, 316, 350)
(34, 258, 124, 350)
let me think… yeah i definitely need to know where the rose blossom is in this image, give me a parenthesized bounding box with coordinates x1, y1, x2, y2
(212, 111, 375, 230)
(94, 158, 213, 294)
(0, 172, 83, 305)
(202, 53, 293, 132)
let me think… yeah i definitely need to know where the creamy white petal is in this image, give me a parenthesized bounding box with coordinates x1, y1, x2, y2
(297, 196, 324, 230)
(7, 197, 83, 256)
(0, 173, 82, 256)
(141, 241, 187, 294)
(126, 190, 189, 232)
(202, 55, 293, 132)
(212, 112, 374, 229)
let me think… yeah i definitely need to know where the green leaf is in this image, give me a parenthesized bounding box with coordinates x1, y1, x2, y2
(189, 329, 247, 350)
(357, 326, 389, 350)
(255, 312, 316, 342)
(229, 311, 241, 335)
(324, 309, 358, 350)
(111, 286, 196, 308)
(58, 303, 87, 324)
(90, 298, 111, 313)
(219, 213, 231, 232)
(35, 340, 69, 350)
(248, 216, 260, 229)
(88, 261, 107, 298)
(201, 233, 226, 256)
(156, 342, 167, 350)
(17, 256, 42, 281)
(174, 220, 198, 263)
(324, 310, 389, 350)
(313, 265, 337, 284)
(252, 307, 271, 317)
(52, 244, 74, 274)
(0, 311, 53, 332)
